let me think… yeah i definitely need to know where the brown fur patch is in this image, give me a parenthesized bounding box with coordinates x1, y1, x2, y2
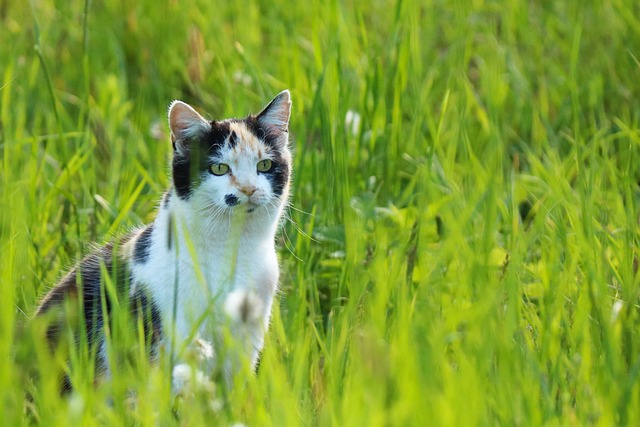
(228, 122, 262, 154)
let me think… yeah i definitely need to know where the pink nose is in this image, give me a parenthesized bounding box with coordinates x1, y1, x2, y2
(239, 185, 257, 196)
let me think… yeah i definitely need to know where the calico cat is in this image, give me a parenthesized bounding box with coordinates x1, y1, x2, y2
(35, 90, 292, 393)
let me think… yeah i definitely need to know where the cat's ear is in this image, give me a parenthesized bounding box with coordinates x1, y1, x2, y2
(168, 101, 209, 156)
(257, 90, 291, 140)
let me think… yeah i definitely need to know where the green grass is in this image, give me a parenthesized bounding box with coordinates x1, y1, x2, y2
(2, 0, 640, 424)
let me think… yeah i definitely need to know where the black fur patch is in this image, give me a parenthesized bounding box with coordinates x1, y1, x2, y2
(36, 242, 127, 355)
(172, 121, 231, 200)
(228, 130, 238, 149)
(243, 116, 269, 145)
(262, 159, 289, 198)
(134, 224, 154, 264)
(225, 194, 239, 206)
(130, 288, 163, 347)
(172, 156, 194, 199)
(162, 191, 171, 208)
(35, 238, 161, 393)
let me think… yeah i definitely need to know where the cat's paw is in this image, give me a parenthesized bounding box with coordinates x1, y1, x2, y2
(171, 363, 215, 397)
(224, 289, 264, 324)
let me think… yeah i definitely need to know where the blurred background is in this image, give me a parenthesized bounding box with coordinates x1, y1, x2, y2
(1, 0, 640, 424)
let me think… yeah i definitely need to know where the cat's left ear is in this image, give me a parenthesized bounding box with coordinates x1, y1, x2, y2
(168, 101, 210, 157)
(257, 90, 291, 140)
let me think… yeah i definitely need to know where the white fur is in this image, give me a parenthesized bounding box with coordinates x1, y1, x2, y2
(131, 95, 291, 391)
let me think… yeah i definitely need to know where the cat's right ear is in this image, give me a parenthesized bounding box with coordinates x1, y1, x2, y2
(168, 101, 209, 157)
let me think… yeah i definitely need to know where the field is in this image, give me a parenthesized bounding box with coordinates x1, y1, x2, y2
(2, 0, 640, 425)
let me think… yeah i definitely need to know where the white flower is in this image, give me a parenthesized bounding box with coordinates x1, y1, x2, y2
(149, 119, 165, 140)
(232, 70, 253, 86)
(611, 300, 624, 323)
(68, 393, 85, 416)
(172, 363, 215, 396)
(210, 398, 224, 412)
(194, 337, 215, 361)
(345, 110, 361, 136)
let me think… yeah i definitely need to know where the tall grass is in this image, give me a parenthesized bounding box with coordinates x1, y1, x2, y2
(1, 0, 640, 424)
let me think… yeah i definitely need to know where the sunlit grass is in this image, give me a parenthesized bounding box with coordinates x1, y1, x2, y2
(1, 0, 640, 424)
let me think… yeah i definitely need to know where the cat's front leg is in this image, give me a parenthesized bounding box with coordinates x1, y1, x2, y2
(171, 337, 216, 397)
(171, 288, 267, 396)
(223, 288, 268, 369)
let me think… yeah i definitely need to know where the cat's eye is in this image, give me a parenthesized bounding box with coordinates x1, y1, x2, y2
(257, 159, 273, 173)
(210, 163, 230, 176)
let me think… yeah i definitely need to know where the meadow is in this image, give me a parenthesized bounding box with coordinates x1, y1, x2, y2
(1, 0, 640, 425)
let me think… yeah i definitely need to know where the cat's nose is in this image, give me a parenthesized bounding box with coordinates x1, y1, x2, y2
(239, 185, 257, 196)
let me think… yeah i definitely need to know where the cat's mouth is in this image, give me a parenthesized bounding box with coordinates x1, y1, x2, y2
(246, 202, 259, 213)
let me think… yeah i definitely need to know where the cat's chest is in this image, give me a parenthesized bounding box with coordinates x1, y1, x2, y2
(183, 238, 278, 296)
(131, 228, 279, 337)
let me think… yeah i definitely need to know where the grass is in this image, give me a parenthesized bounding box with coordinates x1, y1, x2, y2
(1, 0, 640, 424)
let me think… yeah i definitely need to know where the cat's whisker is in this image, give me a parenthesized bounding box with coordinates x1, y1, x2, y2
(287, 204, 315, 218)
(195, 202, 222, 215)
(262, 202, 274, 224)
(280, 219, 303, 262)
(265, 200, 303, 262)
(195, 202, 229, 224)
(199, 207, 230, 234)
(277, 204, 317, 242)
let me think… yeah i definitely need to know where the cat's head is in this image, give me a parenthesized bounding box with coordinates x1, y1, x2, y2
(167, 91, 292, 222)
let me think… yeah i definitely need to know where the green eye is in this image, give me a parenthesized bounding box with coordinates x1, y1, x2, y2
(257, 159, 273, 172)
(210, 163, 229, 176)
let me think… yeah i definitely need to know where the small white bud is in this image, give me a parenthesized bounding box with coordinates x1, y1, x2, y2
(232, 70, 253, 86)
(210, 398, 224, 412)
(172, 363, 215, 396)
(345, 110, 361, 136)
(149, 119, 165, 140)
(194, 337, 215, 361)
(611, 300, 624, 323)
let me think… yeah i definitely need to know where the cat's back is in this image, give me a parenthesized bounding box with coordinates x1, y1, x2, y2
(35, 232, 159, 345)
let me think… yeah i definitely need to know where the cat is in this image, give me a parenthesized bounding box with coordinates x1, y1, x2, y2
(34, 90, 292, 394)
